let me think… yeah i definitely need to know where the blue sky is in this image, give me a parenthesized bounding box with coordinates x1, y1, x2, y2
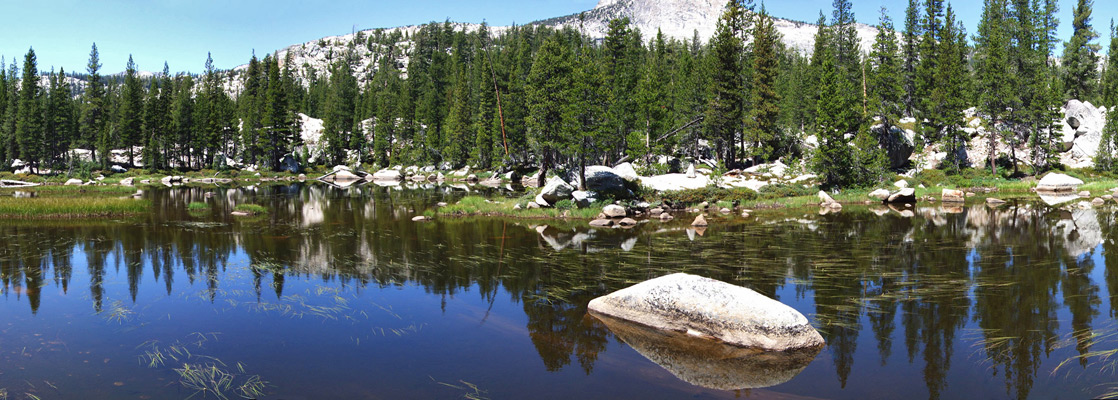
(0, 0, 1112, 75)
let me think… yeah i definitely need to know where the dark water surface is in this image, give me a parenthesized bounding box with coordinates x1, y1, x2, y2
(2, 183, 1117, 399)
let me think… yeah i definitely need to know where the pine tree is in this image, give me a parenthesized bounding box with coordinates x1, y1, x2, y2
(81, 43, 105, 165)
(240, 54, 264, 166)
(4, 61, 19, 165)
(976, 0, 1015, 173)
(868, 6, 905, 165)
(1098, 103, 1118, 170)
(916, 0, 945, 143)
(47, 68, 74, 169)
(526, 35, 575, 187)
(745, 6, 781, 165)
(932, 5, 970, 171)
(813, 49, 860, 189)
(0, 58, 8, 167)
(119, 55, 144, 167)
(705, 1, 748, 166)
(1062, 0, 1100, 101)
(1101, 20, 1118, 107)
(323, 57, 357, 166)
(171, 75, 195, 169)
(902, 0, 921, 117)
(15, 48, 42, 172)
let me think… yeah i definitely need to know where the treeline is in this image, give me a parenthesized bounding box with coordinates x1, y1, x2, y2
(0, 0, 1116, 188)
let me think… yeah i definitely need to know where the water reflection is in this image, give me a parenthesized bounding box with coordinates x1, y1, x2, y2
(0, 186, 1115, 399)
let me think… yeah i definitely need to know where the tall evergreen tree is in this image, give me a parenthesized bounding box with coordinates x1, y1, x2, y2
(868, 7, 905, 148)
(902, 0, 922, 116)
(81, 44, 106, 165)
(526, 35, 575, 187)
(745, 6, 781, 165)
(1102, 20, 1118, 107)
(813, 51, 860, 189)
(976, 0, 1015, 173)
(322, 57, 357, 166)
(1062, 0, 1100, 101)
(15, 48, 42, 172)
(118, 55, 144, 166)
(704, 1, 748, 166)
(3, 61, 19, 165)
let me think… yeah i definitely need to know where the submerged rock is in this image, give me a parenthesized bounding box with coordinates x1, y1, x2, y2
(587, 273, 825, 352)
(591, 313, 820, 390)
(589, 219, 614, 227)
(691, 214, 708, 227)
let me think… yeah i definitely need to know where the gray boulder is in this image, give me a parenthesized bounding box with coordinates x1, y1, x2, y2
(602, 204, 627, 218)
(539, 176, 575, 204)
(279, 154, 300, 173)
(941, 189, 965, 203)
(587, 273, 825, 351)
(1036, 173, 1084, 193)
(571, 190, 597, 208)
(582, 166, 634, 199)
(64, 178, 83, 186)
(885, 188, 917, 203)
(613, 162, 640, 182)
(371, 169, 402, 181)
(110, 165, 127, 173)
(868, 189, 891, 201)
(119, 177, 135, 186)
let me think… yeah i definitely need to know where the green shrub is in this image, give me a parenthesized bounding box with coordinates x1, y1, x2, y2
(758, 184, 814, 199)
(554, 199, 575, 210)
(915, 169, 948, 187)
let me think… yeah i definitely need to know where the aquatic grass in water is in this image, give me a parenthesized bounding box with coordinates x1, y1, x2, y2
(0, 197, 148, 218)
(188, 202, 211, 211)
(440, 196, 601, 219)
(139, 334, 268, 399)
(232, 204, 267, 215)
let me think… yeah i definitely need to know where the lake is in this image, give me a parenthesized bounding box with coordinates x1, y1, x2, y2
(0, 183, 1115, 399)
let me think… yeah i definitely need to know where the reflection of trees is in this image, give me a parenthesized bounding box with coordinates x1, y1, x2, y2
(1, 186, 1114, 397)
(971, 205, 1072, 400)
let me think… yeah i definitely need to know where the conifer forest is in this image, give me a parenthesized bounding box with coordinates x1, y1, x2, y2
(0, 0, 1115, 189)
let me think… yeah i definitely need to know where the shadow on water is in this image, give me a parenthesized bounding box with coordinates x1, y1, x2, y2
(0, 184, 1117, 398)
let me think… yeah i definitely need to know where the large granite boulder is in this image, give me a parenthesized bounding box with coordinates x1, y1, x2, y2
(941, 189, 965, 203)
(868, 189, 891, 201)
(885, 188, 917, 203)
(279, 153, 300, 173)
(613, 162, 640, 182)
(582, 166, 634, 199)
(1036, 173, 1083, 193)
(371, 169, 402, 181)
(539, 176, 574, 204)
(588, 273, 824, 351)
(602, 204, 627, 218)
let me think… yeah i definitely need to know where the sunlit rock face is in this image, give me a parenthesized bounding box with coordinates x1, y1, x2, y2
(588, 273, 825, 351)
(592, 312, 820, 390)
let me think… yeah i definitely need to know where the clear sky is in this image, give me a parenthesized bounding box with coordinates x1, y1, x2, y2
(0, 0, 1113, 75)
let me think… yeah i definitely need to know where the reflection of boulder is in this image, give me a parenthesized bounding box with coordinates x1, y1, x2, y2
(592, 312, 820, 390)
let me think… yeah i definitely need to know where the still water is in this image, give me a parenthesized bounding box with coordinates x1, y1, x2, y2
(1, 183, 1116, 399)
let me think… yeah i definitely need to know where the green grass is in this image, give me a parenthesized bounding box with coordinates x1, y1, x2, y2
(233, 204, 267, 215)
(187, 202, 211, 211)
(439, 196, 602, 219)
(0, 197, 149, 218)
(0, 185, 137, 198)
